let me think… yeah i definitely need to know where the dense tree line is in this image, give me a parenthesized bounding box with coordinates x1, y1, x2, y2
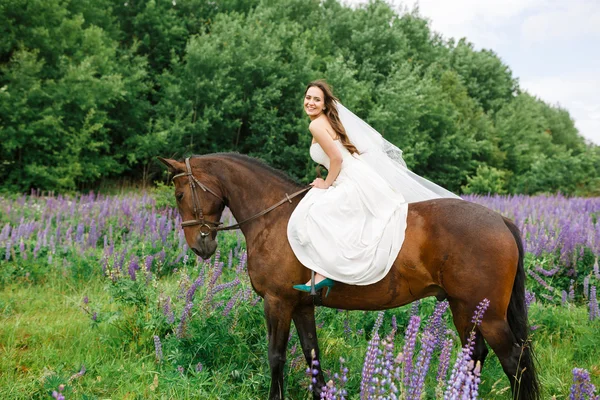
(1, 0, 598, 195)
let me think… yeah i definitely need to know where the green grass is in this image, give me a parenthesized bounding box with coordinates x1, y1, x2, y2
(1, 268, 599, 399)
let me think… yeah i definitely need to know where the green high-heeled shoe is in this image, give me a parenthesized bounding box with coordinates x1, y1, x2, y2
(293, 277, 335, 297)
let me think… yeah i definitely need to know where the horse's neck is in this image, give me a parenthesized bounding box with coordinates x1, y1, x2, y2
(215, 158, 302, 239)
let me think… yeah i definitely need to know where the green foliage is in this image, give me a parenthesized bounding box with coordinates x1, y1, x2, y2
(462, 164, 509, 195)
(0, 0, 598, 194)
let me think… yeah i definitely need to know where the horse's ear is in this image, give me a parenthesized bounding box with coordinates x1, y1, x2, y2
(156, 157, 183, 174)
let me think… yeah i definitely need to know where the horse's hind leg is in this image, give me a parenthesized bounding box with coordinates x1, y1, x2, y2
(479, 319, 527, 399)
(264, 295, 293, 400)
(292, 304, 325, 400)
(473, 328, 489, 368)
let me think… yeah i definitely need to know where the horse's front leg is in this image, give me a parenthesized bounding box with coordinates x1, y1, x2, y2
(264, 294, 293, 400)
(293, 303, 325, 400)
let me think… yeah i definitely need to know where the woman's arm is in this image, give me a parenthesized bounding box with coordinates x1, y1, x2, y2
(309, 119, 343, 188)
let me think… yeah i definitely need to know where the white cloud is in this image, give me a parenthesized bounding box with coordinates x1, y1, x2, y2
(521, 0, 600, 45)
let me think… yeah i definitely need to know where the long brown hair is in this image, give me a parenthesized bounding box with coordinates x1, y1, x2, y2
(305, 80, 360, 155)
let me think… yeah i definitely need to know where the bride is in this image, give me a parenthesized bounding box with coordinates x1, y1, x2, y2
(287, 80, 460, 295)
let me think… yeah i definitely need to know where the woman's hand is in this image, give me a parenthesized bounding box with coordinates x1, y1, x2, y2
(310, 178, 330, 189)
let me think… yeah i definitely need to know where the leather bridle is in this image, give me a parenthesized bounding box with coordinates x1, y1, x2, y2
(172, 157, 311, 237)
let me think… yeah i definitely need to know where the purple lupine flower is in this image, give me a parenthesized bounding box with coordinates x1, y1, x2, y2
(408, 329, 437, 399)
(401, 315, 421, 389)
(92, 312, 97, 321)
(128, 257, 140, 281)
(428, 300, 449, 349)
(360, 317, 382, 399)
(307, 350, 321, 392)
(154, 335, 163, 362)
(76, 222, 85, 243)
(195, 362, 203, 372)
(343, 315, 352, 339)
(444, 299, 490, 399)
(19, 239, 26, 260)
(589, 286, 599, 321)
(211, 277, 240, 295)
(51, 388, 65, 400)
(584, 275, 591, 299)
(177, 365, 184, 375)
(410, 300, 420, 316)
(177, 302, 193, 338)
(236, 250, 248, 274)
(528, 270, 554, 292)
(470, 361, 483, 399)
(436, 332, 454, 395)
(250, 296, 262, 306)
(223, 291, 242, 317)
(525, 291, 536, 311)
(186, 273, 206, 302)
(570, 368, 598, 400)
(337, 357, 349, 399)
(562, 290, 568, 306)
(145, 255, 154, 272)
(569, 280, 576, 301)
(163, 296, 175, 324)
(157, 249, 166, 264)
(83, 296, 89, 305)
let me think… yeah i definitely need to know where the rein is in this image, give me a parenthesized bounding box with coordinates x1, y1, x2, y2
(172, 157, 311, 237)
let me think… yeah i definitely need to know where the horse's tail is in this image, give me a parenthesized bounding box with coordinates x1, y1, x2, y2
(503, 217, 540, 400)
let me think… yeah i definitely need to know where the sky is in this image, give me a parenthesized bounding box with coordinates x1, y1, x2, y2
(347, 0, 600, 145)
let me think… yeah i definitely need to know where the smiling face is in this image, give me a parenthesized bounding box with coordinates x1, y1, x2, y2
(304, 86, 326, 119)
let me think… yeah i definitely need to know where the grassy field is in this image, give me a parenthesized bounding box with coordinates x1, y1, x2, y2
(1, 192, 599, 399)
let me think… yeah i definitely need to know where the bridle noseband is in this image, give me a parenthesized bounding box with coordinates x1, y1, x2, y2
(172, 157, 311, 237)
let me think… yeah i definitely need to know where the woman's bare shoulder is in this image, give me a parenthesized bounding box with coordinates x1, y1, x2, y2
(309, 116, 336, 138)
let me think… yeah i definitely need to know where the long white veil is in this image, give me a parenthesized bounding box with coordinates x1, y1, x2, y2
(336, 102, 462, 203)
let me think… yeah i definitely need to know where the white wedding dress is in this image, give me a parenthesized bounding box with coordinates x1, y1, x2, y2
(287, 103, 461, 286)
(286, 140, 409, 285)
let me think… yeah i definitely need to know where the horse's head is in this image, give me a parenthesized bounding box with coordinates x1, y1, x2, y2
(157, 157, 226, 259)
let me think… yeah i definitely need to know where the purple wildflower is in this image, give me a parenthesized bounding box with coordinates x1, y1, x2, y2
(177, 302, 193, 338)
(436, 332, 454, 395)
(128, 257, 139, 281)
(590, 286, 599, 321)
(163, 296, 175, 324)
(401, 315, 421, 389)
(570, 368, 598, 400)
(154, 335, 163, 362)
(360, 312, 384, 399)
(569, 280, 575, 301)
(145, 255, 154, 272)
(584, 276, 591, 299)
(223, 291, 242, 317)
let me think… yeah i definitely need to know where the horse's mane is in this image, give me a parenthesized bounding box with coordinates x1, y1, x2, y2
(188, 152, 303, 188)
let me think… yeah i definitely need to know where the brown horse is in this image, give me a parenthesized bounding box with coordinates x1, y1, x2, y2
(158, 154, 540, 400)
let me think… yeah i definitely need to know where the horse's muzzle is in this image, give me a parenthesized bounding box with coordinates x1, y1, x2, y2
(191, 236, 218, 259)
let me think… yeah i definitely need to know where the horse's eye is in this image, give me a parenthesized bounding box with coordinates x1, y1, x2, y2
(176, 193, 184, 202)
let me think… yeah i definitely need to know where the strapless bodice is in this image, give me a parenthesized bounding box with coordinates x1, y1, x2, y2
(309, 140, 356, 170)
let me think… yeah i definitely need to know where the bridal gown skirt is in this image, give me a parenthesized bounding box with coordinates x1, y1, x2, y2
(287, 140, 409, 286)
